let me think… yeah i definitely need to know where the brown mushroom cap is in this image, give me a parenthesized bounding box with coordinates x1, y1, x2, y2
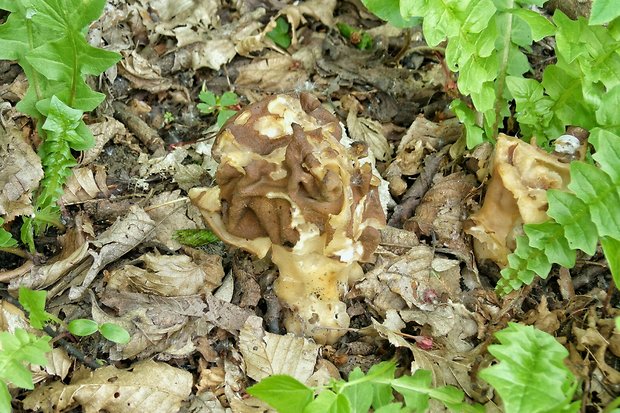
(189, 93, 386, 343)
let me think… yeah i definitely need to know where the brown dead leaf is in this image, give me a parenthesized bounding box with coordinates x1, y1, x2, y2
(236, 54, 309, 95)
(10, 242, 91, 291)
(69, 205, 156, 300)
(345, 109, 393, 162)
(0, 125, 43, 220)
(145, 190, 202, 251)
(206, 293, 254, 334)
(239, 315, 319, 383)
(23, 360, 192, 413)
(280, 0, 336, 30)
(96, 290, 211, 359)
(106, 252, 220, 296)
(83, 117, 127, 165)
(61, 166, 110, 204)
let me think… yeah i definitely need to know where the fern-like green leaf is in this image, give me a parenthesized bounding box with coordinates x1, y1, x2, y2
(479, 323, 580, 413)
(0, 328, 51, 390)
(0, 218, 17, 248)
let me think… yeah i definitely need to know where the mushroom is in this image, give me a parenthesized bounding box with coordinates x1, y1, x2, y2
(466, 134, 571, 267)
(189, 93, 386, 344)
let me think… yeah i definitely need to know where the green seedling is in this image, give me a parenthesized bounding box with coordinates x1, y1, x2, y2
(197, 88, 240, 129)
(248, 361, 482, 413)
(337, 23, 373, 50)
(267, 16, 292, 49)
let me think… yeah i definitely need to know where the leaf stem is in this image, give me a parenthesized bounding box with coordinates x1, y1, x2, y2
(492, 2, 515, 139)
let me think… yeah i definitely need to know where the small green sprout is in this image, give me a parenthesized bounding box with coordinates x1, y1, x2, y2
(336, 22, 373, 50)
(267, 16, 292, 49)
(197, 87, 239, 129)
(163, 111, 175, 125)
(174, 229, 220, 247)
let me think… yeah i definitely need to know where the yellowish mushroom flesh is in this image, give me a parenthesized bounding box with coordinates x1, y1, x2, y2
(189, 93, 385, 344)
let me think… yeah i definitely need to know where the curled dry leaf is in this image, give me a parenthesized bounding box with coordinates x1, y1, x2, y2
(106, 252, 223, 296)
(95, 290, 210, 360)
(145, 190, 203, 251)
(69, 205, 156, 300)
(466, 134, 571, 267)
(138, 0, 218, 40)
(235, 54, 310, 95)
(239, 315, 319, 383)
(23, 360, 193, 413)
(118, 50, 175, 94)
(83, 117, 127, 165)
(0, 125, 43, 221)
(61, 166, 110, 204)
(384, 116, 461, 196)
(9, 242, 90, 291)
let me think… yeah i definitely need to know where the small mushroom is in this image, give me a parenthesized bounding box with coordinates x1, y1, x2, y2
(189, 93, 386, 344)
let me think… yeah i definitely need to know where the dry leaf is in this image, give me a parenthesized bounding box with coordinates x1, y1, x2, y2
(145, 190, 201, 251)
(9, 242, 90, 291)
(96, 290, 210, 359)
(83, 117, 127, 165)
(236, 54, 309, 95)
(69, 206, 156, 300)
(61, 166, 110, 204)
(345, 110, 392, 161)
(23, 360, 192, 413)
(239, 315, 319, 383)
(107, 252, 222, 296)
(206, 293, 254, 334)
(0, 125, 43, 220)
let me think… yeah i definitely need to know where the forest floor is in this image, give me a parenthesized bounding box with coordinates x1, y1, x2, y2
(0, 0, 618, 412)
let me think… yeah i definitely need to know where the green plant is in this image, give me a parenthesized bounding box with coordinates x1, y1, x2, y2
(0, 328, 51, 413)
(174, 229, 219, 247)
(0, 218, 17, 249)
(479, 323, 580, 412)
(197, 87, 239, 129)
(0, 0, 121, 251)
(267, 16, 292, 49)
(337, 23, 373, 50)
(362, 0, 555, 147)
(163, 111, 175, 125)
(247, 361, 482, 413)
(18, 287, 130, 344)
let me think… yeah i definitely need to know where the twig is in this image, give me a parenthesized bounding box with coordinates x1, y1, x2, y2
(112, 101, 165, 154)
(388, 146, 449, 228)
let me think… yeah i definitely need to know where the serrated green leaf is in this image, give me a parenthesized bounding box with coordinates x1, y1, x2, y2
(0, 381, 11, 413)
(0, 328, 51, 390)
(479, 323, 577, 413)
(0, 217, 17, 248)
(198, 91, 217, 107)
(568, 162, 620, 240)
(217, 109, 237, 129)
(547, 190, 599, 255)
(511, 8, 555, 41)
(361, 0, 421, 29)
(304, 391, 350, 413)
(219, 91, 239, 107)
(524, 222, 576, 268)
(590, 0, 620, 25)
(18, 287, 51, 329)
(341, 369, 373, 413)
(98, 323, 130, 344)
(68, 319, 98, 336)
(596, 84, 620, 134)
(450, 100, 484, 148)
(590, 129, 620, 183)
(601, 236, 620, 290)
(247, 375, 313, 413)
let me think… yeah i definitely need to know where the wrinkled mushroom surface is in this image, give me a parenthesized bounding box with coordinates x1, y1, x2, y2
(189, 93, 386, 343)
(466, 134, 571, 266)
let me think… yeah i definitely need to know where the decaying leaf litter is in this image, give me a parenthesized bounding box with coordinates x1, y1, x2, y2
(0, 0, 618, 411)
